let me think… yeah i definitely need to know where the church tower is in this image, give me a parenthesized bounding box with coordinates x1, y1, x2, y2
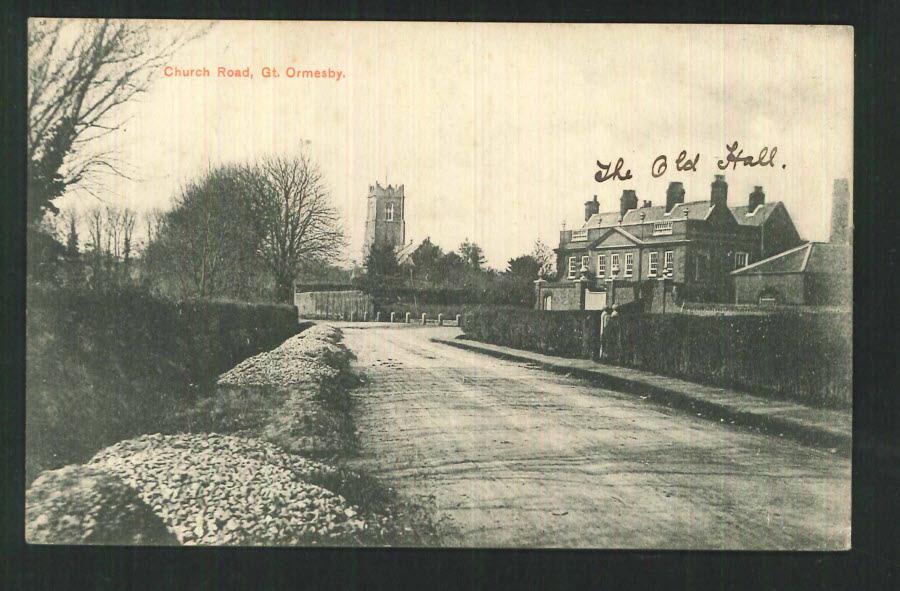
(363, 182, 406, 256)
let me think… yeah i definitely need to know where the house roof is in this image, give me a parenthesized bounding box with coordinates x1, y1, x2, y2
(395, 240, 417, 265)
(581, 201, 780, 229)
(731, 241, 851, 275)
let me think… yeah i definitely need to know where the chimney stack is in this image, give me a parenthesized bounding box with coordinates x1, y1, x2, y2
(584, 195, 600, 222)
(749, 186, 765, 212)
(620, 190, 638, 220)
(710, 175, 728, 209)
(665, 182, 685, 213)
(830, 178, 851, 244)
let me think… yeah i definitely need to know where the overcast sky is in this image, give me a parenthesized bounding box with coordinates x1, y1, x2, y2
(56, 21, 853, 268)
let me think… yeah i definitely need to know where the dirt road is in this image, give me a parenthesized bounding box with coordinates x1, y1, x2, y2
(337, 323, 850, 549)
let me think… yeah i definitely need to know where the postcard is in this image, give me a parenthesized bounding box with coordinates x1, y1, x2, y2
(25, 20, 852, 549)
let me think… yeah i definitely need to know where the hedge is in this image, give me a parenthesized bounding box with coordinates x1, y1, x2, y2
(26, 284, 300, 483)
(463, 309, 851, 409)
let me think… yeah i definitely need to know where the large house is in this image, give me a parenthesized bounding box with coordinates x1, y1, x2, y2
(536, 175, 803, 311)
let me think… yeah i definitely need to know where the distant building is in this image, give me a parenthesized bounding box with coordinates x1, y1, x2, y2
(536, 175, 803, 311)
(731, 179, 851, 306)
(363, 182, 406, 257)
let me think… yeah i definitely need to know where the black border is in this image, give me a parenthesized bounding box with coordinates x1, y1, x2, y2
(3, 1, 899, 589)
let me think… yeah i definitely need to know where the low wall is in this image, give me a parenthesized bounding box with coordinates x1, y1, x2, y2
(294, 289, 374, 320)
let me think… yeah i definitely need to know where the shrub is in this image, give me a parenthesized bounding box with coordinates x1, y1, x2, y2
(463, 308, 851, 409)
(603, 312, 851, 408)
(25, 283, 300, 484)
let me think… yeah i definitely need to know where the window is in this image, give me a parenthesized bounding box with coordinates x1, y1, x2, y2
(597, 255, 606, 276)
(735, 251, 749, 269)
(664, 251, 674, 275)
(571, 229, 588, 241)
(568, 256, 578, 278)
(624, 253, 634, 277)
(648, 252, 659, 277)
(611, 253, 620, 274)
(581, 255, 590, 270)
(653, 221, 674, 236)
(386, 203, 394, 221)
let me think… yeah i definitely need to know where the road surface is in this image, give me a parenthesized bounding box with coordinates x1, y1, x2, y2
(337, 323, 850, 549)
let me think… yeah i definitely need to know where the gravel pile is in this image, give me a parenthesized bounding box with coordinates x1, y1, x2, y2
(26, 464, 179, 545)
(218, 326, 350, 389)
(87, 433, 368, 546)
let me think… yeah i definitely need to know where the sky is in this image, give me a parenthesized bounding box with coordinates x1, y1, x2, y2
(52, 21, 853, 269)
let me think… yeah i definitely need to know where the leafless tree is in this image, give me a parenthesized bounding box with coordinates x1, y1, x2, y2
(27, 18, 208, 224)
(241, 153, 346, 302)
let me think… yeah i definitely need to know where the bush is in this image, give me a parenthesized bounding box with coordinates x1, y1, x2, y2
(25, 283, 300, 484)
(463, 308, 851, 409)
(603, 312, 851, 408)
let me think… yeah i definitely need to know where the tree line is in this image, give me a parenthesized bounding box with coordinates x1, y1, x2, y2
(357, 236, 556, 308)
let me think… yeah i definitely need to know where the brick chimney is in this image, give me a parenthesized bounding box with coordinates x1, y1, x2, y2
(830, 178, 851, 244)
(584, 195, 600, 222)
(620, 190, 638, 220)
(665, 182, 685, 213)
(710, 175, 728, 209)
(749, 186, 765, 212)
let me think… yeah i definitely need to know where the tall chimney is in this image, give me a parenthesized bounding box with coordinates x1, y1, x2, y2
(710, 175, 728, 209)
(620, 190, 638, 220)
(830, 178, 851, 244)
(584, 195, 600, 222)
(749, 186, 765, 212)
(665, 182, 685, 213)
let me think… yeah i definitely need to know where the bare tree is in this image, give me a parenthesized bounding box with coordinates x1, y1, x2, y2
(27, 19, 208, 225)
(241, 153, 346, 302)
(104, 206, 121, 261)
(120, 207, 137, 274)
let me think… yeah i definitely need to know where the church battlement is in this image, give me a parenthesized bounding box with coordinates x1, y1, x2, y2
(368, 182, 405, 198)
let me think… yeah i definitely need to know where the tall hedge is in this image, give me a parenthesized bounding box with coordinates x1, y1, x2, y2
(464, 309, 851, 409)
(26, 285, 300, 483)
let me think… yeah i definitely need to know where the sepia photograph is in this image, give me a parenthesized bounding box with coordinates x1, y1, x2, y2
(25, 20, 852, 549)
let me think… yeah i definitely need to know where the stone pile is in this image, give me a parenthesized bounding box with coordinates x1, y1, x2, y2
(26, 464, 180, 545)
(218, 325, 350, 389)
(87, 433, 368, 546)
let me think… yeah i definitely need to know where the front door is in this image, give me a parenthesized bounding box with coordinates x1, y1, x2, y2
(584, 289, 606, 310)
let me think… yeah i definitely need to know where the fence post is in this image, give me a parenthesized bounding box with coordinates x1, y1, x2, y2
(456, 314, 461, 327)
(421, 313, 427, 325)
(363, 310, 368, 322)
(390, 312, 396, 323)
(438, 313, 444, 326)
(350, 311, 356, 322)
(376, 312, 381, 322)
(405, 312, 411, 324)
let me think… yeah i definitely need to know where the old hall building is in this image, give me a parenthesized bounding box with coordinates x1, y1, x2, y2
(536, 175, 802, 311)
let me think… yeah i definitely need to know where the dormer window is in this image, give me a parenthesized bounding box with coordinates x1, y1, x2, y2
(386, 203, 394, 221)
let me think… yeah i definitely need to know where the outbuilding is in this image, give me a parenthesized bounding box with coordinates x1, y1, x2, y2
(730, 241, 851, 306)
